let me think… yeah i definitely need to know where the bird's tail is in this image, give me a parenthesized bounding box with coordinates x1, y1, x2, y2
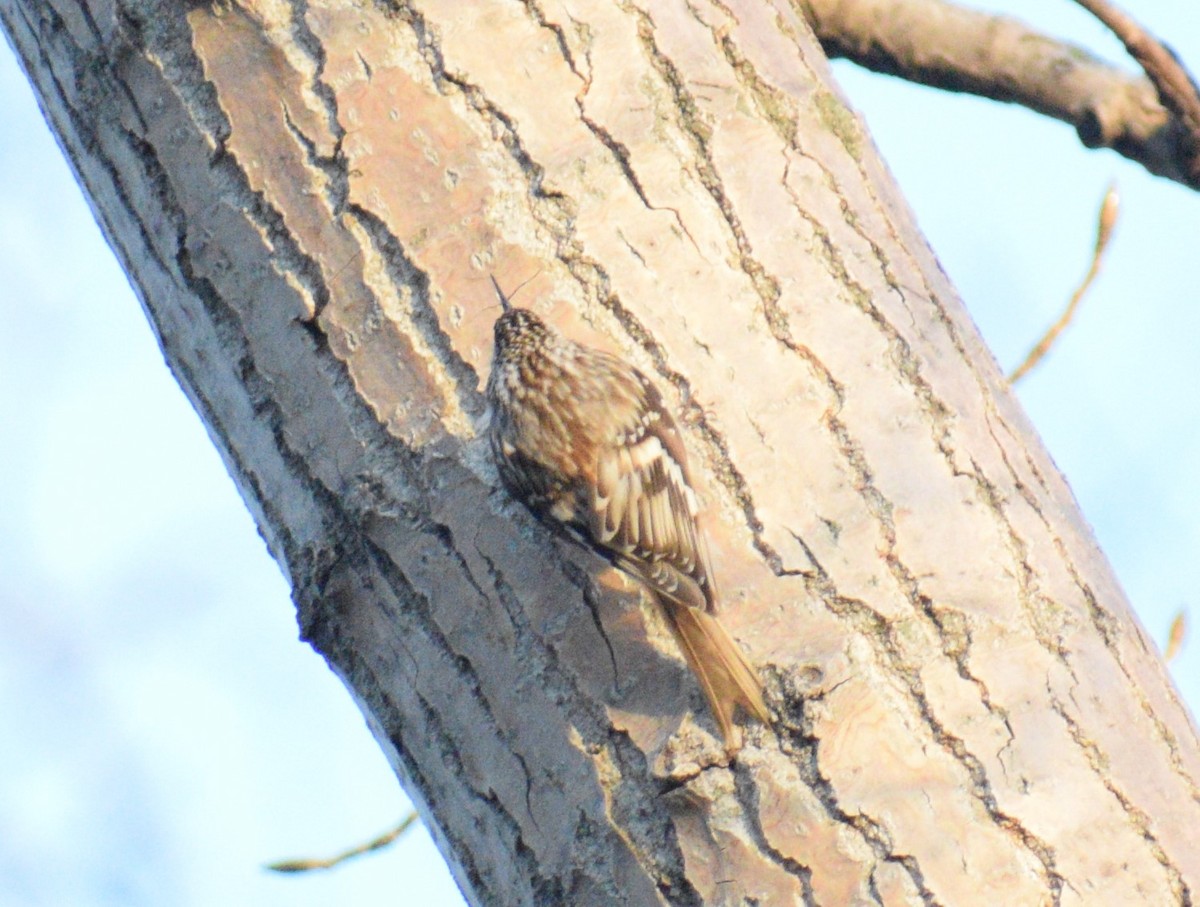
(663, 602, 770, 754)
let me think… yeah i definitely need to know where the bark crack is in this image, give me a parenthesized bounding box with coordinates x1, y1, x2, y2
(791, 446, 1065, 900)
(630, 5, 789, 331)
(775, 708, 941, 906)
(473, 539, 701, 901)
(345, 202, 486, 427)
(983, 411, 1200, 805)
(703, 61, 1080, 880)
(520, 0, 699, 249)
(275, 2, 486, 432)
(1049, 692, 1193, 905)
(831, 402, 1065, 895)
(560, 559, 623, 693)
(714, 11, 912, 333)
(731, 764, 819, 905)
(397, 0, 576, 229)
(351, 526, 594, 900)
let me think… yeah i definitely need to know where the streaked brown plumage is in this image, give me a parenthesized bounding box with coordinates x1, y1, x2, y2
(485, 279, 768, 752)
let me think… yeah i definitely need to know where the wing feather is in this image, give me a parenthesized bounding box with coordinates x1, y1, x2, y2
(622, 448, 640, 548)
(584, 372, 717, 613)
(638, 467, 654, 553)
(652, 466, 670, 554)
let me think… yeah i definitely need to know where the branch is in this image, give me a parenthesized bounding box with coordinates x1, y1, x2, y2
(1071, 0, 1200, 182)
(802, 0, 1200, 189)
(1165, 610, 1188, 665)
(265, 813, 419, 874)
(1008, 184, 1119, 385)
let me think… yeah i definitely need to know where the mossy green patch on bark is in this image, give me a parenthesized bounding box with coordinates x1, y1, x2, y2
(814, 90, 863, 161)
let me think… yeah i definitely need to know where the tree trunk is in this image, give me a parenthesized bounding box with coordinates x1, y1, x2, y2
(5, 0, 1198, 903)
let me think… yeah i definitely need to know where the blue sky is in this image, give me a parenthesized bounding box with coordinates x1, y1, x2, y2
(1, 3, 1197, 903)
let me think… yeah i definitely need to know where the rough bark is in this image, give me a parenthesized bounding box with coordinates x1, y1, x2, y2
(4, 0, 1199, 904)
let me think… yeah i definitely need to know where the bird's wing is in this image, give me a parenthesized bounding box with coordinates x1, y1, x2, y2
(588, 375, 717, 613)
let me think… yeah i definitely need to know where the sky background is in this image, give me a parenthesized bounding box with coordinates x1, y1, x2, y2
(1, 2, 1197, 904)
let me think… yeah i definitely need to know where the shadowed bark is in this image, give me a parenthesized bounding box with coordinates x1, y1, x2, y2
(3, 0, 1199, 903)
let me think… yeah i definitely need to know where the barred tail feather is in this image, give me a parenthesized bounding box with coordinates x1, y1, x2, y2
(663, 602, 769, 754)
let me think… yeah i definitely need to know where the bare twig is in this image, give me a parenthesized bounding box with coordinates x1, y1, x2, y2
(1072, 0, 1200, 181)
(1008, 185, 1119, 385)
(265, 812, 420, 874)
(1165, 610, 1187, 664)
(800, 0, 1200, 189)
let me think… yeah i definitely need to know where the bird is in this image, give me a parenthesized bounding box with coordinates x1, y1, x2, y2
(484, 276, 769, 753)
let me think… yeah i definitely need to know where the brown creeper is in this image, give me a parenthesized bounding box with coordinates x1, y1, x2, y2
(485, 277, 768, 752)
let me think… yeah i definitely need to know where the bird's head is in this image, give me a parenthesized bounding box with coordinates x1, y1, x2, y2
(489, 276, 551, 361)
